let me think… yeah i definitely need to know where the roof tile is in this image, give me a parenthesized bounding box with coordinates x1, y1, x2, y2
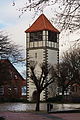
(25, 14, 59, 33)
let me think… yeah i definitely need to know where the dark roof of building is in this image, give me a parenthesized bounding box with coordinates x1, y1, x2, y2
(0, 59, 25, 81)
(25, 14, 60, 33)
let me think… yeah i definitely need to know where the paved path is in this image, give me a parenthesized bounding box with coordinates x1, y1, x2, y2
(0, 112, 80, 120)
(51, 113, 80, 120)
(0, 103, 80, 112)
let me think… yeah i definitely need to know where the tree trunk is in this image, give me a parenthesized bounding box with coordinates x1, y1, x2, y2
(62, 88, 64, 96)
(62, 86, 65, 102)
(35, 92, 40, 111)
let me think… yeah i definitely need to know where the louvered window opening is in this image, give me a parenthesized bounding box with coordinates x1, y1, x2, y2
(30, 31, 43, 42)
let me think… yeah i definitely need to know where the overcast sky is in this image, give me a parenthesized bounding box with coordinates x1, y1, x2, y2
(0, 0, 32, 47)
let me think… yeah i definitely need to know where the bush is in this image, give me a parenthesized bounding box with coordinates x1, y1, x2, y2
(47, 96, 63, 103)
(71, 97, 80, 103)
(0, 98, 29, 103)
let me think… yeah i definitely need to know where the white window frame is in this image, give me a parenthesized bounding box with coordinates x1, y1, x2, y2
(21, 86, 26, 96)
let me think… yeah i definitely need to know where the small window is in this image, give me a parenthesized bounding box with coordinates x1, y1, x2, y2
(48, 31, 57, 42)
(0, 86, 4, 95)
(8, 87, 11, 91)
(22, 86, 26, 96)
(35, 53, 37, 58)
(30, 31, 43, 42)
(8, 87, 12, 95)
(15, 75, 18, 79)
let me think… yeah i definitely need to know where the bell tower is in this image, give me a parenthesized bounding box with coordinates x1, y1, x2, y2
(25, 14, 60, 101)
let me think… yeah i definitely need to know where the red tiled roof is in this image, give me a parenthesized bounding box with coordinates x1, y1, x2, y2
(25, 14, 60, 33)
(0, 59, 25, 81)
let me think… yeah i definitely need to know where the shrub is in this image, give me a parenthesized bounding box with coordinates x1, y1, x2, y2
(47, 96, 63, 103)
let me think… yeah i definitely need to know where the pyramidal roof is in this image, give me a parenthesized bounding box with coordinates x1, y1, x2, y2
(25, 14, 59, 33)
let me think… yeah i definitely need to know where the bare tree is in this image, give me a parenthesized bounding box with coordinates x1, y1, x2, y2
(57, 47, 80, 98)
(29, 61, 56, 111)
(0, 31, 23, 63)
(54, 0, 80, 32)
(13, 0, 78, 34)
(13, 0, 80, 31)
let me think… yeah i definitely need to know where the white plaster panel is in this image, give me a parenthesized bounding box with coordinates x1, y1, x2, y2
(29, 49, 44, 63)
(48, 49, 58, 66)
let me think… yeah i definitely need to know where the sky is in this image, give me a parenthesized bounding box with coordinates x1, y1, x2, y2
(0, 0, 32, 46)
(0, 0, 80, 77)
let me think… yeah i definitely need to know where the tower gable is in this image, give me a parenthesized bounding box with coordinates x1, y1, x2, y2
(25, 14, 60, 33)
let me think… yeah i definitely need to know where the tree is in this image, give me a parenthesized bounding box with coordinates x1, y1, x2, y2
(57, 61, 72, 98)
(0, 61, 12, 85)
(29, 61, 56, 111)
(57, 47, 80, 98)
(63, 47, 80, 84)
(0, 31, 23, 63)
(14, 0, 80, 31)
(54, 0, 80, 32)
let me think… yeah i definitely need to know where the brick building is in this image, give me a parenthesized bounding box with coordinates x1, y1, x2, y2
(0, 59, 26, 100)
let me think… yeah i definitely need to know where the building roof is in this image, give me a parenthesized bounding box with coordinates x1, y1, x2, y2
(0, 59, 25, 81)
(25, 14, 60, 33)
